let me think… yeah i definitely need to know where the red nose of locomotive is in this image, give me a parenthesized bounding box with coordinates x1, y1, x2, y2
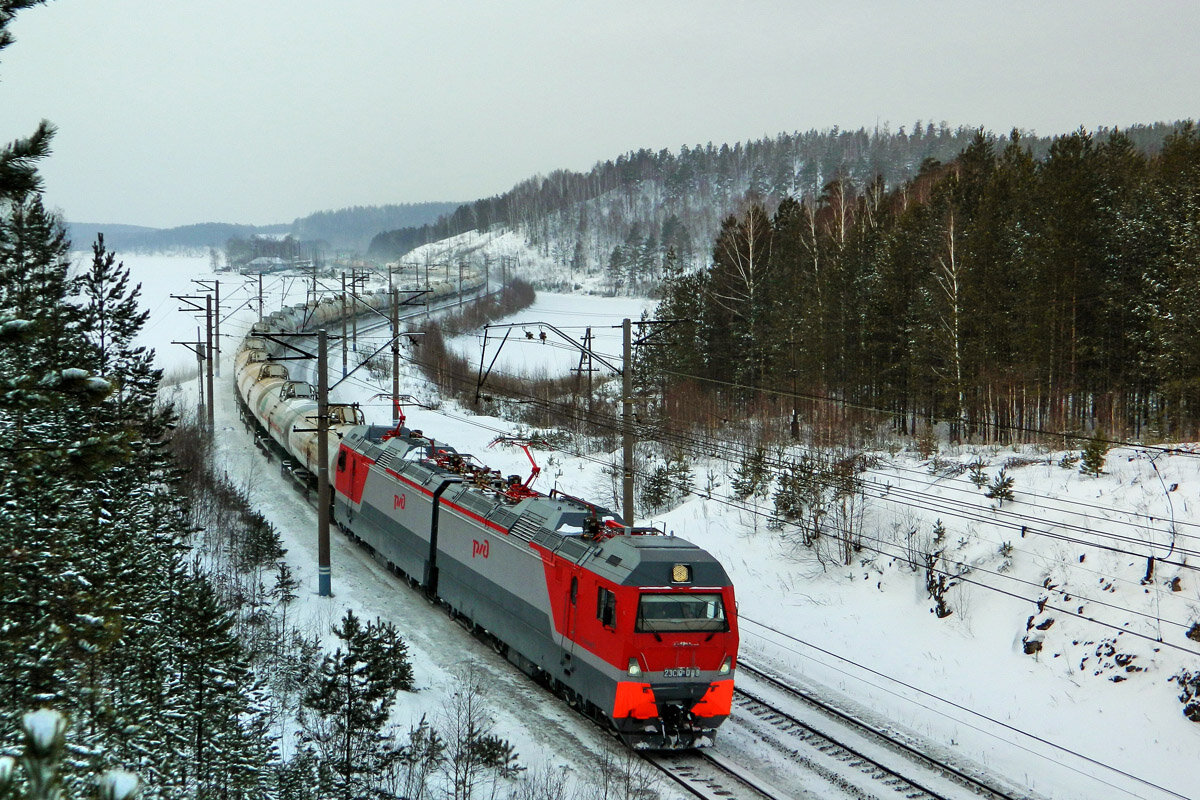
(612, 583, 738, 749)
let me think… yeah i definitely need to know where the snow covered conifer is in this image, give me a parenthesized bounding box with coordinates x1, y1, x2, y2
(302, 611, 414, 799)
(1079, 434, 1110, 477)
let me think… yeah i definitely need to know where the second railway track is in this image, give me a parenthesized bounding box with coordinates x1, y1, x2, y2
(728, 661, 1030, 800)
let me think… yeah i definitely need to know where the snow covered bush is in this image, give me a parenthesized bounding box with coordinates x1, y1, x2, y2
(731, 446, 769, 499)
(967, 458, 989, 487)
(984, 467, 1015, 505)
(0, 710, 140, 800)
(1169, 669, 1200, 722)
(924, 548, 958, 618)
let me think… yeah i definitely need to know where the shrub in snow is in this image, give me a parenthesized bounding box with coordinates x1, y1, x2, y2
(731, 447, 769, 499)
(984, 467, 1015, 505)
(997, 540, 1014, 572)
(967, 459, 988, 488)
(642, 465, 672, 512)
(914, 427, 937, 459)
(924, 548, 958, 618)
(1169, 669, 1200, 722)
(1079, 434, 1110, 476)
(1058, 451, 1080, 469)
(669, 454, 694, 498)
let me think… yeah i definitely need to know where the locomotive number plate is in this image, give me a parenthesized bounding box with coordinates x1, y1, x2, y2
(662, 667, 699, 678)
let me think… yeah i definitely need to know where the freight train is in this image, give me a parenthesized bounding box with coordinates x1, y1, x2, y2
(234, 276, 738, 748)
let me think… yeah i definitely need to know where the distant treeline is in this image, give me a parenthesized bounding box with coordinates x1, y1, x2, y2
(645, 124, 1200, 443)
(290, 202, 460, 251)
(366, 122, 1184, 264)
(69, 201, 459, 254)
(67, 221, 288, 254)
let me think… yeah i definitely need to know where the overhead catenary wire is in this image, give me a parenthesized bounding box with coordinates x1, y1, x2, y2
(342, 382, 1200, 656)
(395, 345, 1200, 571)
(330, 347, 1200, 652)
(251, 281, 1200, 653)
(245, 272, 1199, 800)
(738, 616, 1192, 800)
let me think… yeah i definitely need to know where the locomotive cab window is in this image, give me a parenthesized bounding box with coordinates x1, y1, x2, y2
(597, 586, 616, 629)
(337, 451, 347, 471)
(636, 593, 727, 633)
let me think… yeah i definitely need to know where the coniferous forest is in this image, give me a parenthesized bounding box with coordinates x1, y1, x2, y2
(0, 6, 281, 796)
(645, 126, 1200, 443)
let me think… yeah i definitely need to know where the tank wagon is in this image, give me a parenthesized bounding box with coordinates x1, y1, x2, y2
(234, 274, 738, 748)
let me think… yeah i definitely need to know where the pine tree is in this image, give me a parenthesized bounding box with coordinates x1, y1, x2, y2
(302, 611, 413, 800)
(985, 467, 1015, 505)
(1, 9, 278, 796)
(704, 200, 775, 388)
(1079, 435, 1110, 477)
(642, 465, 672, 512)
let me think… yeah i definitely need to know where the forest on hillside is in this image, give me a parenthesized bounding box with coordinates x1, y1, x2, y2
(290, 202, 461, 252)
(367, 122, 1182, 283)
(642, 125, 1200, 444)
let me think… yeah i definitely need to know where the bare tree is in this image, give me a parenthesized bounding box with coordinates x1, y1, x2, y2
(439, 667, 523, 800)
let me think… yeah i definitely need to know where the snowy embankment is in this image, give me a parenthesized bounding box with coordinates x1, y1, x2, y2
(124, 252, 1199, 800)
(397, 227, 624, 296)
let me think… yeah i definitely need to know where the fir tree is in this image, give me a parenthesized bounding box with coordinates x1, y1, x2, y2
(642, 465, 672, 512)
(302, 611, 413, 800)
(1079, 435, 1110, 477)
(985, 467, 1016, 505)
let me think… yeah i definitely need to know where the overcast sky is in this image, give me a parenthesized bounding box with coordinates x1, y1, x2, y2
(1, 1, 1197, 229)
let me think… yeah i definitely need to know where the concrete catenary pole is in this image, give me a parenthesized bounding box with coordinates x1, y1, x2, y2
(213, 280, 221, 378)
(317, 328, 331, 597)
(340, 272, 348, 378)
(205, 294, 215, 432)
(622, 318, 634, 532)
(391, 288, 400, 419)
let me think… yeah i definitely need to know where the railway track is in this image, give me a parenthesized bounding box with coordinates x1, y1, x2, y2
(645, 749, 789, 800)
(732, 661, 1028, 800)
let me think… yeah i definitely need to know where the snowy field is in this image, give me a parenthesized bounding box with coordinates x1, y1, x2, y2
(138, 253, 1199, 799)
(444, 292, 655, 379)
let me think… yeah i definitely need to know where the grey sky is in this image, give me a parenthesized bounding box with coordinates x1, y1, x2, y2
(1, 1, 1196, 229)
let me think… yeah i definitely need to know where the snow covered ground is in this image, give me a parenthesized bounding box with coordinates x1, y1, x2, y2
(129, 252, 1200, 799)
(444, 292, 655, 379)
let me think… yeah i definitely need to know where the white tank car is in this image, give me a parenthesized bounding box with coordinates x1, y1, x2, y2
(235, 272, 486, 477)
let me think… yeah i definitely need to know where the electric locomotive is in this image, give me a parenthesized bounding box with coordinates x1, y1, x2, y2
(334, 422, 738, 748)
(233, 279, 738, 748)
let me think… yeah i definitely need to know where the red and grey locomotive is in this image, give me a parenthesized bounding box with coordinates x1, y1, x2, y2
(334, 422, 738, 748)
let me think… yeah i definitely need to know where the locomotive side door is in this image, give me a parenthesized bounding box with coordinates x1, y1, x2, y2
(561, 573, 579, 674)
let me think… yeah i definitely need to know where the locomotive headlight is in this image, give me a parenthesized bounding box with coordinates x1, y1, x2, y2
(718, 656, 732, 675)
(671, 563, 691, 583)
(627, 658, 642, 677)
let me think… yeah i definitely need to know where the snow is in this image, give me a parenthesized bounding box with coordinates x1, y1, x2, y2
(445, 292, 654, 378)
(21, 708, 65, 752)
(97, 770, 140, 800)
(137, 252, 1199, 800)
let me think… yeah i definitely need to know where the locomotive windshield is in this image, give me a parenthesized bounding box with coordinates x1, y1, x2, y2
(636, 593, 727, 633)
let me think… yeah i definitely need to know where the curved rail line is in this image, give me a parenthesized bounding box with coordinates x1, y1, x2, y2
(737, 661, 1024, 800)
